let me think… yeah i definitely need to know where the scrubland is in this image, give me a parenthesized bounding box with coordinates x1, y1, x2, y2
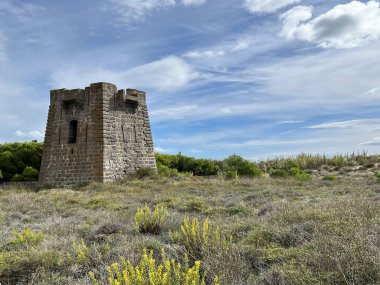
(0, 175, 379, 285)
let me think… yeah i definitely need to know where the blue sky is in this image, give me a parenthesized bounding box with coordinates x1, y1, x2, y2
(1, 0, 380, 160)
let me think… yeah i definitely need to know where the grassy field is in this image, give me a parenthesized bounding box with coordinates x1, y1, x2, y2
(0, 175, 379, 285)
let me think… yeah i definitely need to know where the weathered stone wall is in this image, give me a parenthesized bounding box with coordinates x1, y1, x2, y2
(39, 82, 156, 186)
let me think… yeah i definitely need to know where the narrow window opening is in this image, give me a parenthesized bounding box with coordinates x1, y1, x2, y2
(69, 120, 78, 144)
(121, 125, 125, 142)
(71, 148, 74, 154)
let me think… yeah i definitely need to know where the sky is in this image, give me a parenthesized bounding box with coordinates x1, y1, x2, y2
(0, 0, 380, 160)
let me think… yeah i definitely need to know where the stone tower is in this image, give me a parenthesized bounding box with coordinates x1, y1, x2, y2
(39, 82, 156, 186)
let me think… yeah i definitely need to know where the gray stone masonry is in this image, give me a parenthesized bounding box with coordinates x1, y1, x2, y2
(39, 82, 157, 186)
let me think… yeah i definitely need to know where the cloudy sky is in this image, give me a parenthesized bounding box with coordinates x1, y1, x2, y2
(0, 0, 380, 160)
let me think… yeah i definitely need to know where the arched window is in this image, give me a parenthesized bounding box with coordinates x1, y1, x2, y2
(69, 120, 78, 144)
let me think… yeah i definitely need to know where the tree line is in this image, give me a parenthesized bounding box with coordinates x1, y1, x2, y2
(0, 142, 315, 182)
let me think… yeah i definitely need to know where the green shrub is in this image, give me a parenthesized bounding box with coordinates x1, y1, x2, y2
(374, 171, 380, 181)
(22, 166, 39, 181)
(322, 175, 337, 181)
(224, 170, 238, 180)
(0, 142, 43, 182)
(0, 250, 62, 283)
(223, 155, 262, 177)
(181, 198, 207, 212)
(157, 162, 180, 177)
(89, 249, 220, 285)
(268, 160, 311, 180)
(10, 227, 44, 246)
(11, 173, 24, 182)
(134, 204, 168, 234)
(155, 153, 219, 176)
(67, 240, 110, 267)
(295, 172, 312, 181)
(269, 168, 288, 178)
(170, 216, 229, 261)
(132, 167, 157, 179)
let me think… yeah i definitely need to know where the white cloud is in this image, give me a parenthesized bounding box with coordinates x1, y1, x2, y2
(182, 0, 206, 6)
(51, 56, 199, 91)
(0, 1, 42, 16)
(308, 119, 380, 130)
(151, 105, 199, 120)
(254, 43, 380, 106)
(360, 137, 380, 145)
(244, 0, 301, 14)
(105, 0, 176, 21)
(281, 1, 380, 48)
(15, 130, 44, 139)
(183, 50, 225, 58)
(231, 39, 250, 52)
(124, 56, 199, 90)
(154, 146, 171, 153)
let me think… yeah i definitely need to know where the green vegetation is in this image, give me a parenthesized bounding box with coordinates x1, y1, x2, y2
(1, 142, 380, 283)
(156, 153, 219, 176)
(9, 228, 44, 246)
(0, 176, 379, 284)
(170, 216, 229, 262)
(90, 249, 220, 285)
(1, 142, 380, 182)
(134, 204, 168, 235)
(0, 142, 43, 182)
(323, 174, 337, 181)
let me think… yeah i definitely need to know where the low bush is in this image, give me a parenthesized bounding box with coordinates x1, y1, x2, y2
(132, 167, 157, 179)
(170, 216, 229, 261)
(269, 168, 288, 178)
(10, 227, 44, 247)
(294, 172, 312, 181)
(223, 155, 262, 177)
(134, 204, 168, 235)
(0, 250, 62, 283)
(224, 170, 238, 180)
(156, 153, 219, 176)
(322, 175, 337, 181)
(89, 249, 220, 285)
(268, 160, 311, 180)
(66, 240, 110, 268)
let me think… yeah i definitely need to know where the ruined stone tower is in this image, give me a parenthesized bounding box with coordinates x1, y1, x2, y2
(39, 82, 156, 186)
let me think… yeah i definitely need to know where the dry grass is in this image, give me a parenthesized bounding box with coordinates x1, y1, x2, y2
(0, 176, 379, 284)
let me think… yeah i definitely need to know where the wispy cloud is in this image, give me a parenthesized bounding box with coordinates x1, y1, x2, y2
(154, 146, 172, 153)
(15, 130, 44, 139)
(51, 56, 199, 91)
(360, 137, 380, 146)
(308, 119, 380, 130)
(182, 0, 206, 6)
(183, 50, 225, 58)
(105, 0, 176, 21)
(253, 43, 380, 106)
(281, 1, 380, 48)
(244, 0, 301, 14)
(0, 1, 43, 17)
(231, 39, 250, 52)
